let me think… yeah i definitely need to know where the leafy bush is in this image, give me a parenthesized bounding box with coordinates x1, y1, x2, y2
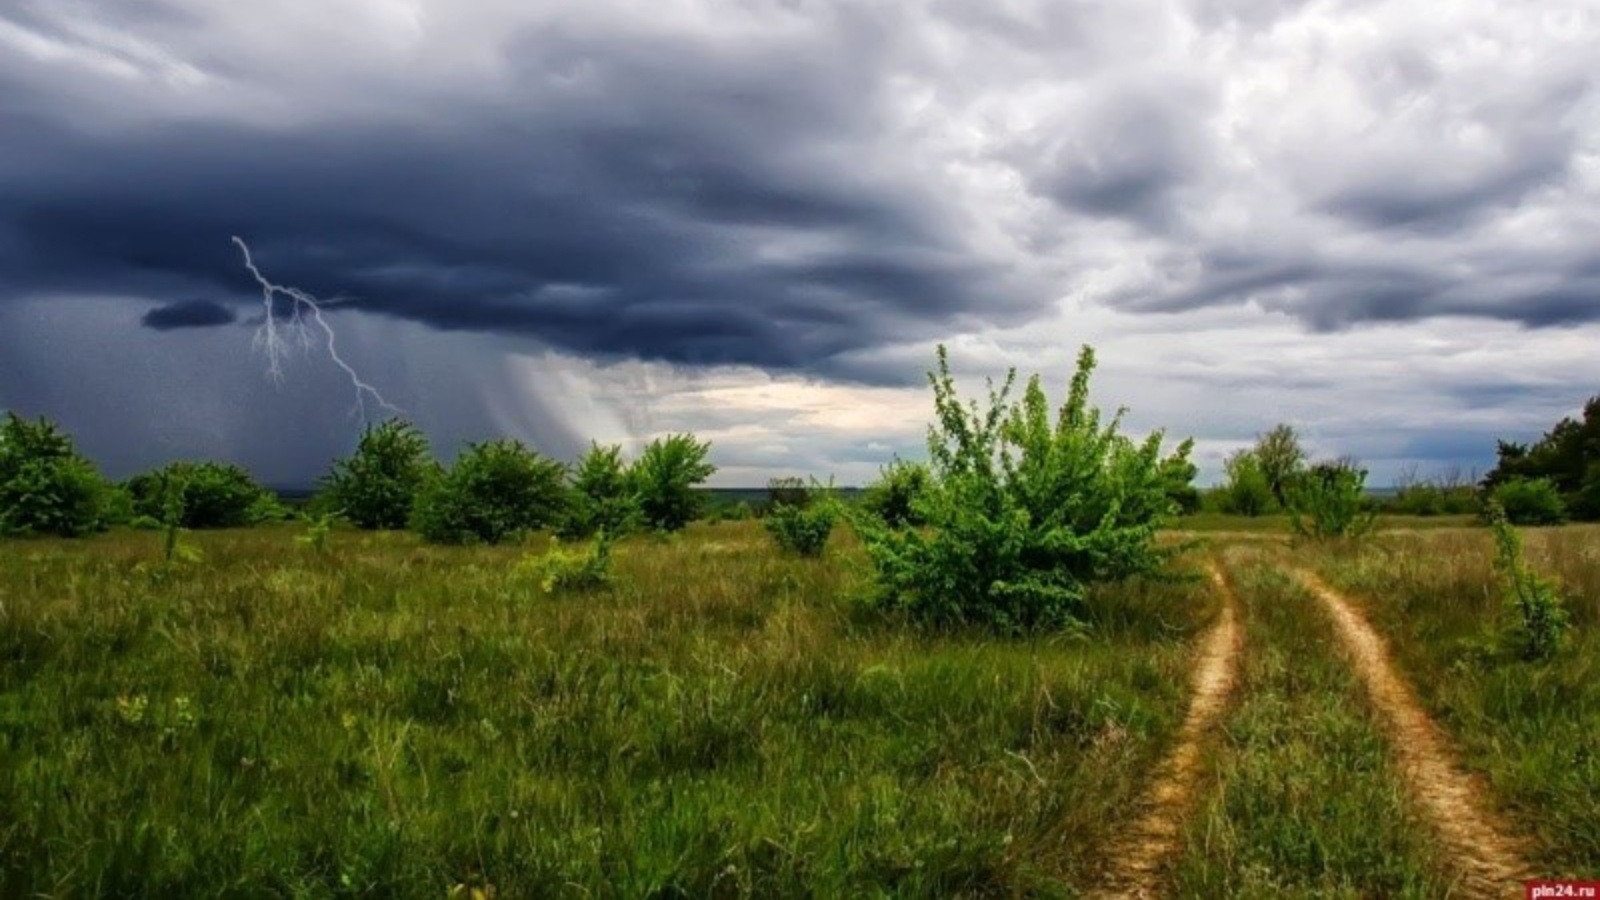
(859, 459, 930, 528)
(1288, 459, 1376, 540)
(1218, 450, 1275, 517)
(522, 533, 614, 594)
(1487, 476, 1567, 526)
(0, 412, 111, 537)
(855, 345, 1185, 631)
(413, 440, 568, 545)
(765, 481, 839, 557)
(319, 418, 432, 530)
(558, 443, 640, 539)
(1488, 503, 1570, 660)
(126, 461, 281, 529)
(631, 434, 715, 533)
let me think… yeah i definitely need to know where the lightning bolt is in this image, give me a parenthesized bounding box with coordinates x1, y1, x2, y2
(232, 236, 401, 418)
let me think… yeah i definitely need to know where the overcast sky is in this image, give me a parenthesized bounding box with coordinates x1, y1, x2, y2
(2, 0, 1597, 487)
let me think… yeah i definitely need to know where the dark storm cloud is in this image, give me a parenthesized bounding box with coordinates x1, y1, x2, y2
(140, 298, 237, 330)
(0, 16, 1037, 385)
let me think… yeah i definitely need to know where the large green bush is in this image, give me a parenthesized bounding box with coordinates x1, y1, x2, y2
(126, 461, 281, 529)
(630, 434, 714, 533)
(412, 440, 567, 545)
(1487, 476, 1567, 526)
(856, 346, 1186, 631)
(319, 418, 432, 529)
(0, 412, 110, 537)
(558, 443, 639, 539)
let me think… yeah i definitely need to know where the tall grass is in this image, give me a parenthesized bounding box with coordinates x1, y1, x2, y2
(0, 521, 1212, 896)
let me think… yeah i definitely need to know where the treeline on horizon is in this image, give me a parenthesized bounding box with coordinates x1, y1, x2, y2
(2, 390, 1598, 543)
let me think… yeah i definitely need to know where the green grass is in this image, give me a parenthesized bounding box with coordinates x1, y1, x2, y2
(0, 521, 1213, 897)
(1169, 552, 1450, 897)
(1313, 525, 1600, 876)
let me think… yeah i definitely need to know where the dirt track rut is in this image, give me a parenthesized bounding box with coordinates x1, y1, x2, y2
(1087, 562, 1242, 899)
(1294, 568, 1533, 898)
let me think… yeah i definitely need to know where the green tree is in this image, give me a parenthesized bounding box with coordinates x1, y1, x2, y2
(1219, 449, 1274, 516)
(1254, 423, 1307, 508)
(856, 345, 1186, 631)
(558, 443, 639, 539)
(0, 412, 110, 537)
(630, 434, 715, 532)
(412, 440, 568, 545)
(319, 418, 433, 530)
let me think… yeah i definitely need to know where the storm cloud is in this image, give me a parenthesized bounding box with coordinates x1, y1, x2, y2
(2, 0, 1598, 484)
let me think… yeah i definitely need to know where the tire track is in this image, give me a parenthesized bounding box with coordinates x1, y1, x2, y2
(1087, 561, 1242, 899)
(1293, 568, 1534, 898)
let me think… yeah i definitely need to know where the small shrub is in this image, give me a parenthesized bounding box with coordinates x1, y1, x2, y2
(631, 434, 715, 533)
(412, 440, 568, 545)
(296, 510, 339, 554)
(856, 345, 1186, 631)
(522, 533, 614, 594)
(1488, 476, 1567, 526)
(0, 412, 111, 537)
(318, 418, 433, 530)
(859, 459, 930, 528)
(765, 481, 839, 557)
(1288, 459, 1376, 540)
(1488, 503, 1570, 660)
(558, 443, 639, 539)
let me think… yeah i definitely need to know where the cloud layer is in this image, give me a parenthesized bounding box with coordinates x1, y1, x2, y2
(2, 0, 1598, 483)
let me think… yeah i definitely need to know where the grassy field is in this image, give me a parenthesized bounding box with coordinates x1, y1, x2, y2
(2, 517, 1595, 896)
(0, 522, 1212, 897)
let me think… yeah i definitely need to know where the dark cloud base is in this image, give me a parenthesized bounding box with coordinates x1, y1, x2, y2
(141, 298, 238, 331)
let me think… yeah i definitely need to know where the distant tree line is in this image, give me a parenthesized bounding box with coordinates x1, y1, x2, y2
(0, 411, 717, 544)
(1211, 395, 1600, 526)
